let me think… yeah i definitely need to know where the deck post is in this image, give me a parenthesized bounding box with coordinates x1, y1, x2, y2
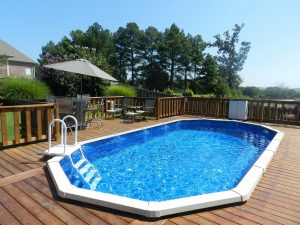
(54, 104, 60, 141)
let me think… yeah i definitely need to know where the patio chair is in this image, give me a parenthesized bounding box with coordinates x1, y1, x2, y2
(45, 95, 56, 103)
(106, 100, 122, 119)
(55, 96, 77, 132)
(84, 97, 104, 129)
(76, 94, 91, 129)
(143, 99, 156, 117)
(121, 97, 132, 111)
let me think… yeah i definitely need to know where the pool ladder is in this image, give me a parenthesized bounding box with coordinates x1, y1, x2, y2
(44, 115, 79, 156)
(68, 148, 102, 190)
(45, 115, 102, 189)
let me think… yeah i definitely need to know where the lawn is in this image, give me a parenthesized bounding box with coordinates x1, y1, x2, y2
(0, 112, 17, 143)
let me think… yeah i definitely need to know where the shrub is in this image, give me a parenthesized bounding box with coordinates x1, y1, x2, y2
(105, 85, 137, 97)
(0, 78, 50, 103)
(164, 88, 175, 95)
(182, 88, 194, 97)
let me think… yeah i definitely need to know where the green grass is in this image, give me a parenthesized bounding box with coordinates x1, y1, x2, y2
(193, 93, 216, 98)
(105, 85, 137, 97)
(0, 112, 17, 143)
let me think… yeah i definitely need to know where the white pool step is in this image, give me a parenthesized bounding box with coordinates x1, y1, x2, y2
(74, 159, 85, 169)
(73, 157, 102, 189)
(79, 164, 92, 175)
(85, 170, 97, 182)
(90, 177, 102, 190)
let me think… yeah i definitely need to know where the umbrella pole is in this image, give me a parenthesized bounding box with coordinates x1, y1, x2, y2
(80, 74, 83, 129)
(80, 74, 83, 99)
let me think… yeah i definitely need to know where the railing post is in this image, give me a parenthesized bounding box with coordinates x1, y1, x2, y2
(54, 104, 60, 141)
(155, 98, 160, 120)
(13, 111, 20, 144)
(25, 110, 32, 142)
(260, 102, 264, 122)
(36, 109, 42, 141)
(182, 97, 185, 115)
(216, 100, 219, 118)
(0, 112, 7, 147)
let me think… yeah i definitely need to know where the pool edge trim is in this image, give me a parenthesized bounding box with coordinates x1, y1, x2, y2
(47, 118, 284, 218)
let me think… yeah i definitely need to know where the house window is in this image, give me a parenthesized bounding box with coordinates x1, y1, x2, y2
(25, 68, 32, 76)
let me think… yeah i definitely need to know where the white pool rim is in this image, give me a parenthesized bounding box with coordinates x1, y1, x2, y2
(47, 118, 284, 218)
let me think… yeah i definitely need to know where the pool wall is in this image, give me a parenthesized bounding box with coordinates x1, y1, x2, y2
(47, 118, 284, 217)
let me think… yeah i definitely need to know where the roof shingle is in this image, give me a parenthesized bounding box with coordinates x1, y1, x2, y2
(0, 39, 35, 64)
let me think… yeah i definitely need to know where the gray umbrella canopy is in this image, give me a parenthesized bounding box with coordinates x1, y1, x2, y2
(44, 59, 117, 81)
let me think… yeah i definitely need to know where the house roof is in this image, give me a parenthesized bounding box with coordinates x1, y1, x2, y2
(0, 39, 35, 64)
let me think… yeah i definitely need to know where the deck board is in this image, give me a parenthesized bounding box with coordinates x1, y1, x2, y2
(2, 184, 65, 225)
(0, 116, 300, 225)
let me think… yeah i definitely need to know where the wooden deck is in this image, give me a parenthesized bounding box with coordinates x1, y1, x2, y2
(0, 116, 300, 225)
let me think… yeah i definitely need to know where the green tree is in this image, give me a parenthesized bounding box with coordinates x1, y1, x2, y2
(190, 35, 206, 80)
(241, 86, 264, 99)
(264, 85, 299, 99)
(213, 24, 251, 88)
(70, 29, 86, 46)
(111, 27, 127, 83)
(162, 24, 186, 88)
(201, 54, 219, 93)
(179, 34, 192, 89)
(0, 55, 8, 65)
(214, 77, 230, 98)
(113, 23, 143, 85)
(139, 26, 168, 91)
(39, 41, 110, 96)
(83, 23, 115, 58)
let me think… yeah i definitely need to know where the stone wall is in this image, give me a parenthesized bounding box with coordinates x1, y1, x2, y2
(0, 65, 7, 77)
(0, 61, 34, 78)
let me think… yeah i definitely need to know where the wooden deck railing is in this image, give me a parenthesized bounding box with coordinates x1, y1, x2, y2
(90, 96, 300, 126)
(156, 97, 185, 119)
(184, 97, 229, 118)
(0, 103, 59, 147)
(247, 99, 300, 125)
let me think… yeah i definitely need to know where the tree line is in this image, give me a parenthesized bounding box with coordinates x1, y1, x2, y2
(241, 86, 300, 100)
(39, 22, 251, 97)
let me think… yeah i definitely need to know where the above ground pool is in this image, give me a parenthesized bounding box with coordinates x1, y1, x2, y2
(47, 119, 284, 217)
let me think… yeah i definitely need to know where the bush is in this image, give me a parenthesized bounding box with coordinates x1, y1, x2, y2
(164, 88, 175, 95)
(105, 85, 137, 97)
(0, 78, 50, 103)
(182, 88, 194, 97)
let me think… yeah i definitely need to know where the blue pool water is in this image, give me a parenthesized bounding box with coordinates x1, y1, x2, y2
(60, 120, 276, 201)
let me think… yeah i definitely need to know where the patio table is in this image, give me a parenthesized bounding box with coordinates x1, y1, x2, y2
(124, 111, 143, 123)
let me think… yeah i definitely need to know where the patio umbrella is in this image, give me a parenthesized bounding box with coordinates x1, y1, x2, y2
(44, 58, 117, 97)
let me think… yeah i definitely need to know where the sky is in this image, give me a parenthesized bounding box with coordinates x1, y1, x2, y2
(1, 0, 299, 88)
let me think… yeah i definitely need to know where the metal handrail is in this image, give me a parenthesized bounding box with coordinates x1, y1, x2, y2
(48, 119, 67, 155)
(62, 115, 78, 146)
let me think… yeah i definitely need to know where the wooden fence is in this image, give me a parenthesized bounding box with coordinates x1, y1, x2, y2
(155, 97, 300, 125)
(0, 103, 59, 147)
(155, 97, 185, 119)
(1, 97, 299, 148)
(247, 99, 300, 125)
(184, 97, 229, 118)
(84, 96, 300, 126)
